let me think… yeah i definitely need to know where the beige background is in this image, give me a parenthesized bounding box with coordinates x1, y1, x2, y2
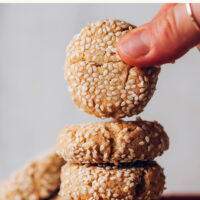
(0, 3, 200, 193)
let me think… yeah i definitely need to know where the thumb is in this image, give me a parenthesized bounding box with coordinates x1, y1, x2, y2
(117, 3, 200, 67)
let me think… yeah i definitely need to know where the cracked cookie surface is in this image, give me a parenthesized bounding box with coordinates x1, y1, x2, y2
(65, 19, 160, 119)
(56, 118, 169, 165)
(59, 161, 165, 200)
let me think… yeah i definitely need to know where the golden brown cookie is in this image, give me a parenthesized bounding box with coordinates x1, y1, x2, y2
(65, 19, 160, 119)
(0, 148, 65, 200)
(56, 118, 169, 165)
(59, 161, 165, 200)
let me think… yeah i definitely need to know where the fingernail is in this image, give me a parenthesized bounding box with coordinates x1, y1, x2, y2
(118, 29, 150, 58)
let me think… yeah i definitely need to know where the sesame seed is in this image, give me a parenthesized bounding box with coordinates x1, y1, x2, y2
(115, 101, 120, 107)
(139, 141, 145, 146)
(125, 85, 131, 90)
(92, 73, 98, 78)
(89, 87, 95, 93)
(90, 49, 95, 53)
(88, 67, 92, 74)
(107, 97, 111, 101)
(145, 136, 150, 143)
(112, 91, 117, 95)
(86, 37, 91, 43)
(98, 29, 102, 34)
(80, 40, 85, 45)
(100, 43, 105, 47)
(82, 98, 87, 105)
(108, 64, 113, 70)
(123, 128, 128, 132)
(110, 86, 115, 91)
(111, 78, 118, 82)
(106, 52, 111, 57)
(103, 35, 111, 41)
(87, 77, 93, 82)
(106, 26, 110, 32)
(100, 145, 105, 151)
(128, 91, 134, 94)
(80, 62, 85, 66)
(112, 96, 118, 100)
(103, 70, 108, 76)
(121, 101, 126, 106)
(100, 105, 104, 111)
(130, 70, 137, 76)
(77, 72, 82, 77)
(92, 56, 97, 61)
(126, 100, 132, 104)
(82, 86, 88, 91)
(84, 74, 89, 78)
(113, 69, 119, 73)
(140, 88, 146, 93)
(104, 80, 108, 84)
(120, 90, 126, 94)
(138, 81, 144, 87)
(116, 32, 121, 36)
(88, 102, 93, 107)
(127, 96, 134, 100)
(99, 75, 103, 80)
(96, 95, 101, 99)
(128, 79, 135, 84)
(117, 85, 123, 89)
(139, 94, 145, 100)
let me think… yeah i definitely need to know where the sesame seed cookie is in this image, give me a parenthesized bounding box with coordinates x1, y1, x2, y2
(59, 161, 165, 200)
(65, 19, 160, 119)
(0, 148, 65, 200)
(56, 118, 169, 165)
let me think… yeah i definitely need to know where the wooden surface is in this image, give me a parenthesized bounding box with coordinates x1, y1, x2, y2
(161, 195, 200, 199)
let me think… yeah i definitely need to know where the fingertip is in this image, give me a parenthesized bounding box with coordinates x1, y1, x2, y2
(117, 39, 134, 66)
(117, 27, 151, 67)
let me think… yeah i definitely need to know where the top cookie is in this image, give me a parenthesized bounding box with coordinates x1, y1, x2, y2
(65, 19, 160, 119)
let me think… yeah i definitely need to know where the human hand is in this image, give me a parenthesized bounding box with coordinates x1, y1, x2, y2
(117, 3, 200, 67)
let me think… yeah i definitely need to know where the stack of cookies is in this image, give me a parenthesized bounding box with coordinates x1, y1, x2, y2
(56, 19, 170, 200)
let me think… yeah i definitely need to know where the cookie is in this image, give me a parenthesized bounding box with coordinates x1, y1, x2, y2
(56, 118, 169, 165)
(65, 19, 160, 119)
(59, 161, 165, 200)
(0, 148, 65, 200)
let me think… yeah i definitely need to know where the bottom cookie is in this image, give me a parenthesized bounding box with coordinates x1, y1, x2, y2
(59, 161, 165, 200)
